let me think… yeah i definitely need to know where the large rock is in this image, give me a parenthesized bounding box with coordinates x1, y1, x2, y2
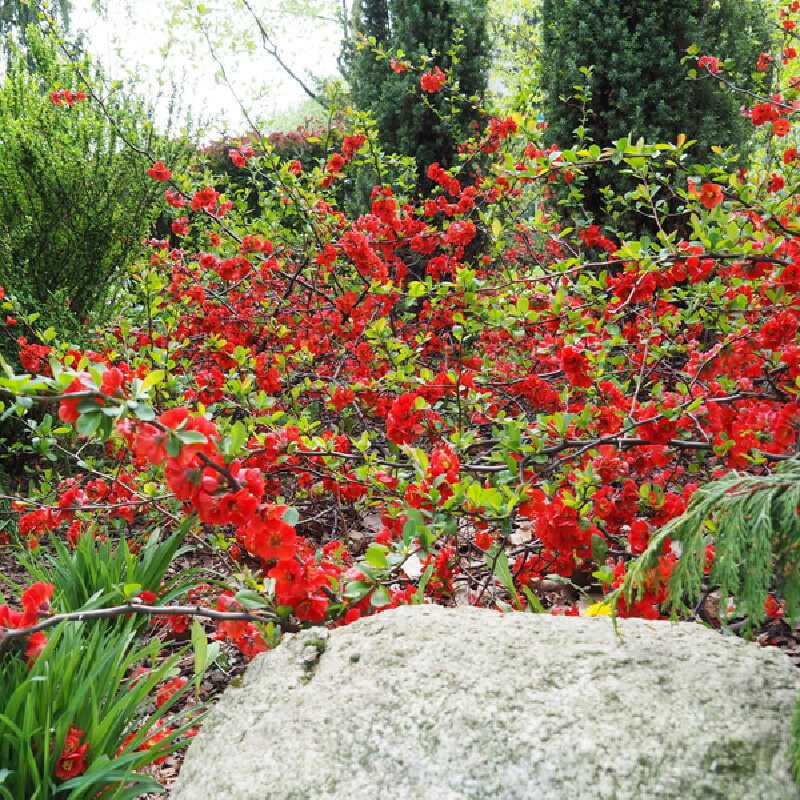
(172, 605, 800, 800)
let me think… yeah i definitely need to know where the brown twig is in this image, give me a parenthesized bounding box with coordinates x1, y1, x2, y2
(0, 601, 298, 648)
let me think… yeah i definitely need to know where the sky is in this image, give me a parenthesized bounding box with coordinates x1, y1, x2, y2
(69, 0, 344, 137)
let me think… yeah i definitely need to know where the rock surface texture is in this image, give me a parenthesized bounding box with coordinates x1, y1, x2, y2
(172, 604, 800, 800)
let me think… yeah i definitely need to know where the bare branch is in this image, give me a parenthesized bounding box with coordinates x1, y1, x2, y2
(0, 601, 298, 647)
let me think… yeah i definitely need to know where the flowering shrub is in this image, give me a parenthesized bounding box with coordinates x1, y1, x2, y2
(3, 0, 800, 790)
(5, 27, 800, 632)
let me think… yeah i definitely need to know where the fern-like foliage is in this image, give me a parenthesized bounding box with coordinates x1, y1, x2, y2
(613, 459, 800, 781)
(614, 458, 800, 628)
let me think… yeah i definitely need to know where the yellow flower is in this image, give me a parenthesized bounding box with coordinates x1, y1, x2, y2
(585, 601, 612, 617)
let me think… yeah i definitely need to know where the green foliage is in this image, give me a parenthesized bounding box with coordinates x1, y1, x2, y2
(616, 459, 800, 628)
(18, 523, 195, 615)
(540, 0, 771, 220)
(0, 0, 71, 64)
(344, 0, 491, 189)
(542, 0, 770, 151)
(0, 30, 188, 358)
(0, 621, 195, 800)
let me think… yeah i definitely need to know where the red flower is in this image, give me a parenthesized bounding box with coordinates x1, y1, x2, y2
(229, 147, 253, 168)
(560, 345, 592, 388)
(765, 594, 785, 619)
(147, 161, 172, 182)
(57, 377, 90, 424)
(386, 392, 427, 444)
(696, 55, 722, 74)
(268, 558, 305, 605)
(342, 134, 367, 156)
(241, 508, 298, 562)
(429, 445, 460, 483)
(191, 187, 220, 212)
(751, 102, 779, 126)
(25, 632, 48, 664)
(164, 188, 186, 207)
(50, 89, 87, 108)
(21, 582, 54, 617)
(420, 66, 447, 93)
(134, 724, 174, 765)
(444, 220, 476, 248)
(326, 153, 346, 174)
(767, 173, 785, 193)
(474, 530, 494, 550)
(155, 676, 188, 707)
(628, 519, 650, 555)
(389, 58, 409, 73)
(773, 118, 791, 137)
(171, 216, 189, 236)
(55, 726, 89, 780)
(100, 367, 125, 396)
(697, 182, 723, 210)
(756, 52, 774, 72)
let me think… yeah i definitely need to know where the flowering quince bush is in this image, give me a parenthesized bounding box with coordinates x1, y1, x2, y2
(5, 1, 800, 790)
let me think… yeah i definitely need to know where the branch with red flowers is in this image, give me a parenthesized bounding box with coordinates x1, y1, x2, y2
(0, 601, 299, 650)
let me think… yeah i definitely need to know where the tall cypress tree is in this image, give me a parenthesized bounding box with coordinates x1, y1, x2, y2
(344, 0, 490, 191)
(541, 0, 770, 154)
(540, 0, 771, 223)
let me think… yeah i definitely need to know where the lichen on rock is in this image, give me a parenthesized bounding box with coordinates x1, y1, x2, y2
(172, 605, 800, 800)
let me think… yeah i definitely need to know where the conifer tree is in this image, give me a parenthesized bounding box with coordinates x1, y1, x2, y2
(541, 0, 770, 152)
(344, 0, 490, 191)
(540, 0, 770, 223)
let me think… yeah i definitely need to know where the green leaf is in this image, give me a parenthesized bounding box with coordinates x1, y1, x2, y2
(413, 562, 435, 604)
(76, 412, 101, 436)
(225, 421, 248, 457)
(486, 546, 521, 609)
(408, 281, 427, 298)
(77, 398, 102, 414)
(176, 429, 208, 445)
(370, 585, 391, 607)
(344, 580, 372, 601)
(192, 619, 208, 696)
(591, 533, 609, 565)
(282, 507, 300, 527)
(166, 434, 182, 458)
(141, 370, 165, 392)
(365, 543, 389, 569)
(521, 585, 546, 613)
(134, 403, 156, 421)
(234, 589, 269, 609)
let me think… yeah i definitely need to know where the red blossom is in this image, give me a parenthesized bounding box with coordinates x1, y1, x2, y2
(55, 726, 89, 780)
(420, 66, 447, 93)
(147, 161, 172, 182)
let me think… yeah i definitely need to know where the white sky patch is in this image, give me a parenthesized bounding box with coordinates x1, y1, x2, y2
(70, 0, 344, 137)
